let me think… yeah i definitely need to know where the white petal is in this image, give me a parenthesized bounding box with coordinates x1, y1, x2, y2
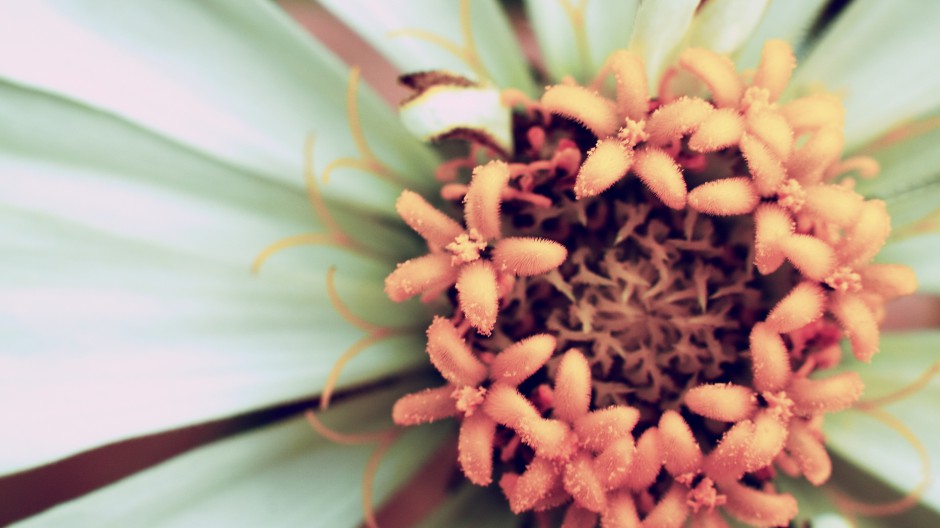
(686, 0, 770, 55)
(319, 0, 537, 94)
(628, 0, 700, 84)
(791, 0, 940, 147)
(0, 0, 439, 213)
(15, 383, 450, 527)
(735, 0, 828, 69)
(524, 0, 639, 83)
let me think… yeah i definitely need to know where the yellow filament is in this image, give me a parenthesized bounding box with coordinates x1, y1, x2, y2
(559, 0, 591, 79)
(858, 360, 940, 408)
(388, 0, 489, 82)
(363, 433, 400, 528)
(305, 409, 394, 445)
(251, 233, 345, 274)
(327, 266, 383, 333)
(830, 406, 930, 517)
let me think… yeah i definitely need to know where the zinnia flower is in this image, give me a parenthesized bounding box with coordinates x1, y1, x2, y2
(3, 0, 940, 526)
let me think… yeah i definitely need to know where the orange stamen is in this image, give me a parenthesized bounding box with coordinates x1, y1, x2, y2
(492, 237, 568, 277)
(624, 427, 663, 491)
(749, 322, 792, 393)
(740, 133, 786, 197)
(788, 126, 845, 185)
(745, 109, 793, 160)
(780, 94, 845, 134)
(541, 84, 620, 138)
(779, 234, 837, 282)
(633, 147, 688, 209)
(687, 177, 759, 216)
(489, 334, 557, 387)
(678, 48, 744, 108)
(752, 39, 796, 102)
(553, 349, 593, 423)
(765, 281, 826, 334)
(502, 456, 560, 513)
(788, 371, 864, 416)
(385, 253, 458, 302)
(688, 108, 744, 153)
(645, 97, 715, 146)
(830, 293, 879, 362)
(396, 190, 464, 248)
(858, 264, 918, 299)
(753, 203, 794, 274)
(392, 386, 461, 425)
(659, 410, 704, 477)
(573, 406, 641, 453)
(562, 504, 599, 528)
(601, 491, 640, 528)
(685, 383, 757, 422)
(839, 199, 891, 266)
(704, 420, 753, 481)
(563, 451, 608, 513)
(786, 420, 831, 485)
(575, 139, 634, 199)
(456, 259, 499, 335)
(458, 412, 498, 485)
(599, 50, 649, 121)
(426, 316, 488, 386)
(802, 184, 864, 226)
(642, 484, 690, 528)
(594, 435, 636, 490)
(743, 411, 788, 473)
(464, 160, 510, 240)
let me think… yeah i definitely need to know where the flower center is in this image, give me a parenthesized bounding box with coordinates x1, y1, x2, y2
(384, 40, 918, 526)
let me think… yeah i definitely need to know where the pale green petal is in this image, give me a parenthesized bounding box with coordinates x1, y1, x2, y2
(0, 0, 439, 213)
(878, 234, 940, 294)
(318, 0, 537, 95)
(15, 383, 450, 527)
(417, 484, 516, 528)
(853, 107, 940, 230)
(735, 0, 827, 69)
(791, 0, 940, 147)
(524, 0, 639, 84)
(825, 332, 940, 515)
(628, 0, 700, 84)
(686, 0, 769, 55)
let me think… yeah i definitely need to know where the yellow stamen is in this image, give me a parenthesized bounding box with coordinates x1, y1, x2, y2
(685, 383, 757, 422)
(426, 316, 488, 386)
(659, 410, 703, 477)
(541, 84, 620, 138)
(464, 160, 510, 240)
(802, 184, 864, 226)
(456, 259, 499, 335)
(740, 133, 786, 197)
(688, 177, 759, 216)
(491, 237, 568, 276)
(645, 97, 714, 146)
(678, 48, 744, 108)
(633, 147, 688, 209)
(752, 39, 796, 102)
(575, 139, 634, 199)
(396, 190, 465, 248)
(688, 108, 744, 153)
(458, 412, 497, 485)
(765, 281, 826, 334)
(553, 349, 593, 423)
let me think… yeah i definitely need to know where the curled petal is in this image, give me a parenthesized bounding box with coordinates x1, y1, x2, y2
(688, 108, 744, 152)
(492, 237, 568, 277)
(542, 84, 620, 138)
(458, 412, 497, 485)
(554, 349, 593, 423)
(396, 190, 464, 247)
(574, 405, 641, 452)
(633, 147, 688, 209)
(720, 480, 798, 527)
(385, 253, 457, 302)
(788, 372, 864, 416)
(456, 260, 499, 335)
(678, 48, 743, 108)
(564, 451, 607, 513)
(685, 383, 756, 422)
(659, 410, 703, 476)
(646, 96, 714, 146)
(464, 160, 510, 240)
(753, 39, 796, 101)
(392, 386, 459, 425)
(490, 334, 556, 386)
(749, 322, 791, 392)
(426, 316, 487, 386)
(688, 177, 759, 216)
(830, 293, 879, 362)
(576, 139, 634, 199)
(765, 282, 826, 333)
(779, 234, 836, 282)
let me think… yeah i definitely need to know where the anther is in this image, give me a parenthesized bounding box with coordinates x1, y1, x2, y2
(645, 97, 714, 146)
(456, 259, 499, 335)
(779, 234, 836, 282)
(426, 316, 488, 386)
(688, 108, 744, 152)
(633, 147, 688, 209)
(685, 383, 757, 422)
(703, 420, 753, 481)
(492, 237, 568, 276)
(541, 84, 620, 138)
(687, 177, 759, 216)
(465, 160, 510, 240)
(659, 410, 704, 476)
(458, 412, 498, 485)
(489, 334, 556, 386)
(576, 139, 634, 199)
(396, 190, 464, 247)
(765, 282, 826, 334)
(787, 371, 864, 416)
(740, 133, 786, 196)
(752, 39, 796, 102)
(392, 386, 460, 425)
(678, 48, 744, 108)
(385, 253, 458, 302)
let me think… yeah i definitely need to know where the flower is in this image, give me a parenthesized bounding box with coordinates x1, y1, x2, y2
(2, 0, 940, 527)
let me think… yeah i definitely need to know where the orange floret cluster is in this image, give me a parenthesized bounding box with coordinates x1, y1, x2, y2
(385, 40, 916, 527)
